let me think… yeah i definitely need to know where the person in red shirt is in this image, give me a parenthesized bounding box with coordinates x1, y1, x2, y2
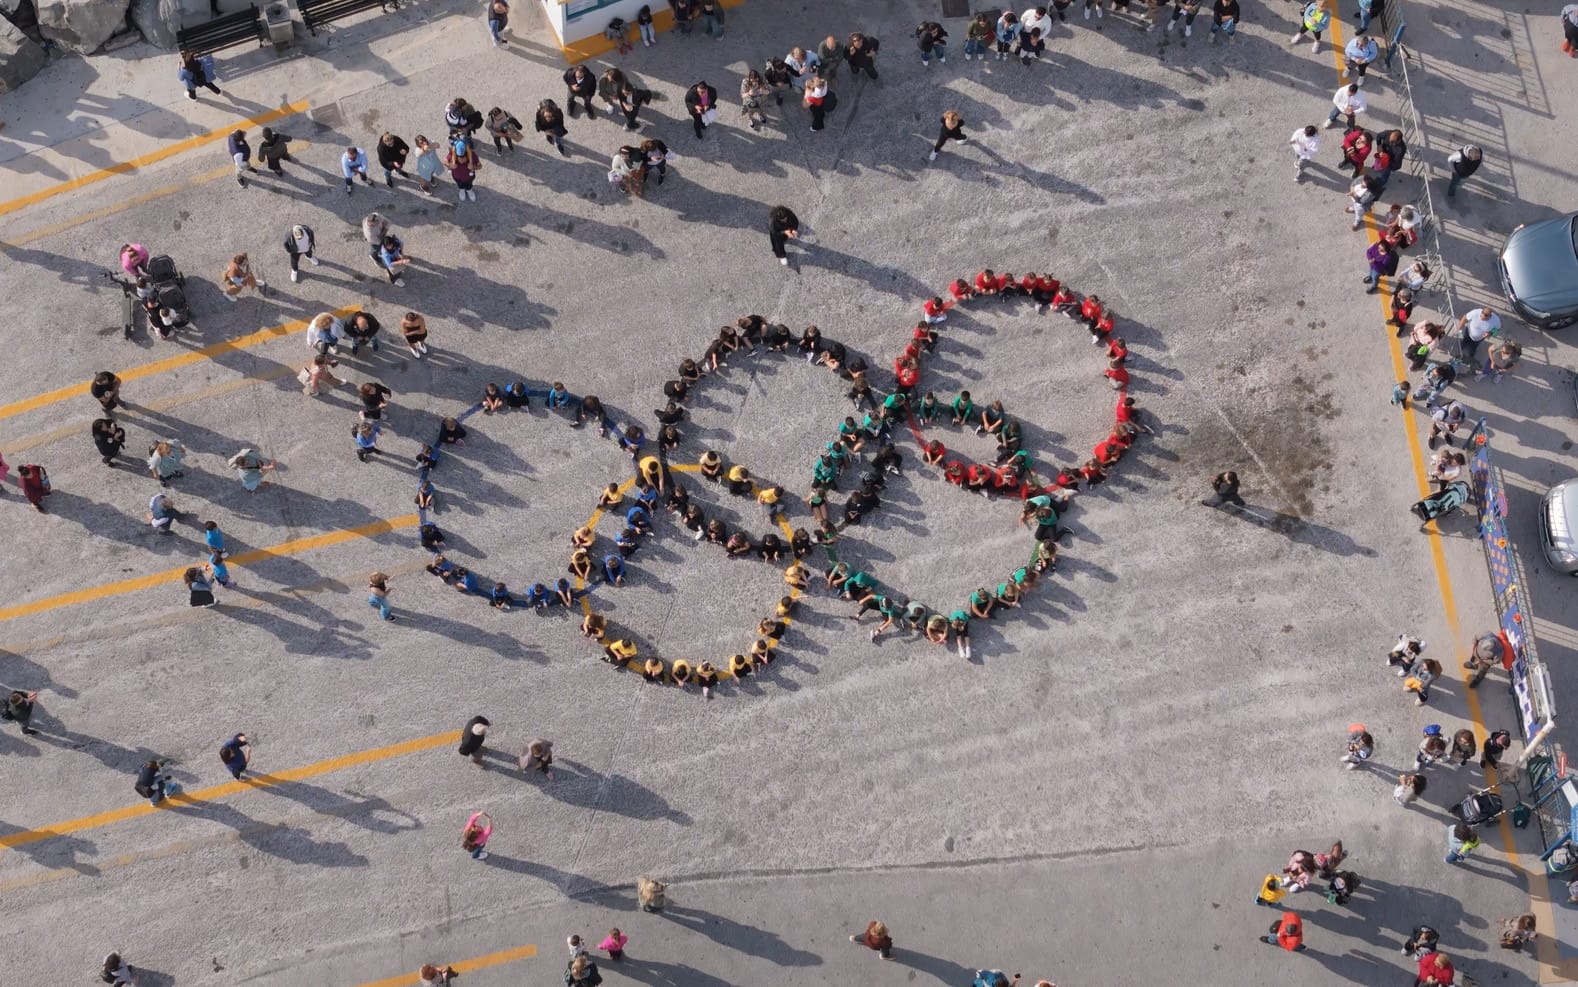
(948, 277, 974, 303)
(1415, 951, 1454, 984)
(943, 460, 966, 485)
(922, 440, 947, 466)
(1092, 310, 1115, 343)
(1051, 283, 1076, 315)
(923, 296, 951, 324)
(1106, 335, 1129, 363)
(965, 462, 993, 495)
(1259, 911, 1306, 952)
(1080, 458, 1107, 487)
(1093, 434, 1125, 467)
(1053, 466, 1081, 490)
(895, 358, 920, 393)
(1115, 395, 1152, 439)
(1104, 359, 1130, 390)
(912, 321, 938, 353)
(974, 268, 1002, 298)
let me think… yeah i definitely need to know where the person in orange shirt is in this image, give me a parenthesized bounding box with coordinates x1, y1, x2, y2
(1259, 911, 1306, 952)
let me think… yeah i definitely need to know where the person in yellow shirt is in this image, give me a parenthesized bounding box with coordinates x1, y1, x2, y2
(604, 639, 637, 664)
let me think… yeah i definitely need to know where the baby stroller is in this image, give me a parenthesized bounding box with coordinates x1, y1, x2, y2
(1450, 787, 1504, 826)
(145, 255, 190, 327)
(1411, 480, 1470, 525)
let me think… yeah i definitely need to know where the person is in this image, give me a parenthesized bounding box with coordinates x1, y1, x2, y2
(1563, 3, 1578, 57)
(1343, 29, 1379, 84)
(520, 739, 554, 778)
(362, 212, 391, 267)
(178, 50, 220, 100)
(1427, 400, 1465, 450)
(1455, 306, 1501, 364)
(1209, 0, 1240, 39)
(1363, 238, 1398, 294)
(741, 69, 770, 132)
(302, 354, 344, 397)
(994, 11, 1020, 61)
(401, 311, 430, 357)
(100, 951, 136, 985)
(373, 132, 410, 189)
(461, 811, 492, 860)
(850, 920, 894, 959)
(1289, 125, 1320, 181)
(1416, 952, 1455, 985)
(257, 126, 292, 176)
(1290, 0, 1331, 52)
(485, 107, 524, 153)
(340, 145, 374, 193)
(918, 20, 947, 65)
(1260, 911, 1306, 952)
(1347, 173, 1382, 231)
(638, 876, 666, 912)
(486, 0, 509, 46)
(1484, 340, 1522, 381)
(283, 224, 319, 283)
(227, 129, 253, 188)
(847, 32, 879, 79)
(184, 566, 216, 607)
(962, 13, 992, 59)
(146, 439, 186, 485)
(1166, 0, 1203, 35)
(445, 138, 481, 203)
(218, 732, 251, 779)
(92, 418, 126, 466)
(222, 252, 266, 301)
(345, 310, 382, 355)
(418, 964, 456, 986)
(1403, 924, 1440, 958)
(1327, 82, 1367, 129)
(563, 65, 597, 118)
(1500, 914, 1537, 953)
(637, 4, 656, 45)
(1482, 728, 1512, 773)
(227, 447, 275, 491)
(535, 99, 570, 156)
(803, 73, 830, 132)
(2, 689, 39, 735)
(378, 234, 410, 286)
(458, 715, 490, 766)
(1445, 822, 1480, 864)
(598, 929, 627, 961)
(135, 758, 175, 805)
(609, 145, 645, 197)
(565, 955, 602, 985)
(684, 80, 719, 139)
(1394, 772, 1427, 804)
(769, 205, 800, 266)
(1202, 470, 1245, 508)
(929, 111, 967, 162)
(1441, 143, 1482, 199)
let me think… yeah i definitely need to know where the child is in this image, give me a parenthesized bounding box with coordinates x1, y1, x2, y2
(951, 390, 975, 425)
(1079, 294, 1105, 340)
(545, 381, 573, 410)
(918, 391, 939, 424)
(490, 582, 513, 611)
(619, 425, 645, 460)
(949, 610, 972, 659)
(749, 637, 773, 669)
(671, 659, 692, 687)
(728, 653, 751, 678)
(1104, 358, 1131, 390)
(438, 418, 467, 446)
(974, 268, 1002, 298)
(1051, 282, 1077, 315)
(913, 320, 938, 353)
(504, 380, 530, 409)
(206, 551, 235, 588)
(1341, 726, 1373, 769)
(1255, 873, 1288, 907)
(416, 445, 439, 471)
(695, 661, 718, 698)
(636, 4, 656, 46)
(204, 520, 226, 556)
(415, 480, 436, 510)
(602, 553, 625, 586)
(1106, 335, 1129, 364)
(485, 107, 524, 153)
(482, 382, 505, 414)
(598, 929, 627, 961)
(1390, 380, 1410, 407)
(568, 936, 588, 963)
(642, 658, 666, 683)
(598, 483, 622, 510)
(582, 613, 606, 639)
(1394, 772, 1427, 805)
(923, 296, 950, 325)
(948, 277, 974, 304)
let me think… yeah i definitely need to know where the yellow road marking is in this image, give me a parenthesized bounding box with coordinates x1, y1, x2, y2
(353, 945, 538, 987)
(0, 514, 418, 624)
(0, 101, 310, 220)
(0, 306, 356, 424)
(0, 728, 458, 852)
(1, 141, 313, 250)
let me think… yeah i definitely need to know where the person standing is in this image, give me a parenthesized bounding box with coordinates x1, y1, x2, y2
(222, 252, 267, 301)
(177, 50, 221, 100)
(768, 205, 800, 266)
(486, 0, 509, 46)
(92, 418, 126, 466)
(563, 65, 597, 118)
(18, 462, 50, 513)
(817, 34, 846, 81)
(227, 129, 254, 188)
(1445, 144, 1482, 199)
(929, 111, 967, 162)
(1444, 822, 1480, 864)
(257, 127, 292, 175)
(445, 138, 480, 203)
(368, 571, 395, 621)
(184, 566, 216, 607)
(1326, 83, 1367, 129)
(963, 13, 992, 59)
(340, 145, 374, 194)
(1260, 912, 1306, 952)
(219, 732, 251, 780)
(461, 811, 492, 860)
(535, 100, 570, 155)
(458, 715, 490, 765)
(1416, 952, 1455, 985)
(741, 70, 770, 132)
(918, 21, 948, 66)
(1289, 125, 1320, 181)
(135, 758, 175, 805)
(1562, 3, 1578, 56)
(699, 0, 723, 37)
(354, 421, 387, 461)
(598, 929, 628, 962)
(803, 73, 829, 132)
(362, 212, 391, 268)
(377, 132, 411, 187)
(1165, 0, 1203, 35)
(641, 138, 671, 187)
(849, 920, 894, 960)
(2, 689, 40, 735)
(91, 370, 123, 414)
(684, 80, 718, 139)
(1343, 29, 1379, 83)
(1202, 470, 1245, 508)
(1289, 0, 1331, 52)
(378, 234, 411, 286)
(1455, 306, 1501, 364)
(227, 447, 275, 491)
(1209, 0, 1240, 39)
(1363, 238, 1398, 294)
(847, 32, 879, 79)
(283, 224, 319, 283)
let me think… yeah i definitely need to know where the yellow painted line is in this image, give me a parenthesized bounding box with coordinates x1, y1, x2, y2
(1, 141, 313, 250)
(0, 729, 458, 852)
(353, 944, 537, 987)
(0, 305, 356, 424)
(0, 101, 310, 220)
(0, 514, 418, 624)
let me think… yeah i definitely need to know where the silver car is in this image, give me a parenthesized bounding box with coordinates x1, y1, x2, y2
(1542, 479, 1578, 575)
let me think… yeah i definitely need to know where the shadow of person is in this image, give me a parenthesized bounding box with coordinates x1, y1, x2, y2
(163, 798, 369, 868)
(654, 905, 823, 967)
(888, 946, 978, 985)
(515, 758, 692, 825)
(256, 780, 423, 835)
(610, 956, 740, 987)
(478, 851, 600, 895)
(0, 818, 101, 876)
(1213, 503, 1379, 558)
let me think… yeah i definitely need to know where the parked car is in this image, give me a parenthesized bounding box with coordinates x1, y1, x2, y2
(1540, 478, 1578, 575)
(1499, 210, 1578, 330)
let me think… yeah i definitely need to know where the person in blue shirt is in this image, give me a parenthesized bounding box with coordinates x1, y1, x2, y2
(206, 551, 235, 589)
(452, 567, 480, 595)
(149, 492, 177, 534)
(618, 424, 645, 460)
(626, 504, 652, 535)
(526, 582, 551, 610)
(554, 578, 576, 607)
(341, 145, 374, 193)
(219, 733, 251, 779)
(602, 554, 626, 586)
(1343, 30, 1379, 83)
(635, 483, 659, 512)
(490, 582, 514, 610)
(354, 422, 385, 462)
(227, 129, 254, 188)
(204, 520, 226, 555)
(377, 234, 408, 287)
(545, 381, 572, 409)
(616, 527, 640, 557)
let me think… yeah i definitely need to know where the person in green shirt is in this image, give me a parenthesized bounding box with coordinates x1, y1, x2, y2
(951, 390, 975, 425)
(969, 587, 996, 619)
(949, 611, 972, 659)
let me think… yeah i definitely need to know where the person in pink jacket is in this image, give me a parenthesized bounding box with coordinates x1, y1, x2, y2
(462, 811, 492, 860)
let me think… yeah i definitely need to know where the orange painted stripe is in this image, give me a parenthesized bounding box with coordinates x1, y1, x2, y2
(352, 945, 538, 987)
(0, 101, 310, 219)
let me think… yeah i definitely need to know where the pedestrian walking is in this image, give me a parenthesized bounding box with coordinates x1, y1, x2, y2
(178, 50, 221, 100)
(2, 689, 39, 735)
(486, 0, 509, 46)
(340, 146, 374, 194)
(684, 80, 719, 139)
(219, 732, 251, 779)
(638, 876, 666, 911)
(461, 811, 492, 860)
(1289, 125, 1320, 180)
(184, 566, 216, 607)
(1416, 952, 1455, 985)
(741, 70, 770, 131)
(850, 920, 894, 959)
(1202, 470, 1245, 508)
(565, 955, 602, 985)
(353, 421, 386, 462)
(445, 138, 480, 203)
(302, 354, 345, 397)
(17, 463, 49, 512)
(929, 111, 967, 162)
(1343, 29, 1379, 83)
(1326, 82, 1367, 129)
(92, 418, 126, 466)
(535, 100, 570, 156)
(847, 32, 880, 78)
(401, 311, 431, 357)
(1562, 3, 1578, 56)
(1289, 0, 1331, 52)
(227, 129, 254, 188)
(221, 252, 267, 301)
(1444, 822, 1479, 863)
(1209, 0, 1240, 39)
(368, 570, 395, 620)
(1441, 143, 1483, 200)
(1260, 911, 1306, 952)
(1455, 306, 1501, 364)
(598, 929, 627, 961)
(227, 448, 275, 492)
(458, 715, 490, 765)
(283, 224, 319, 283)
(519, 739, 554, 778)
(563, 65, 597, 118)
(769, 205, 800, 266)
(206, 549, 235, 589)
(257, 126, 292, 175)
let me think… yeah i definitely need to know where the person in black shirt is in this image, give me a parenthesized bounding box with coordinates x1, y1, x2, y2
(1202, 470, 1246, 508)
(1209, 0, 1240, 40)
(562, 65, 597, 119)
(1445, 144, 1482, 199)
(377, 132, 410, 188)
(769, 205, 800, 265)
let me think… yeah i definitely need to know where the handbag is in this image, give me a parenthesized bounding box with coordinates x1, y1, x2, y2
(701, 108, 718, 125)
(298, 367, 313, 385)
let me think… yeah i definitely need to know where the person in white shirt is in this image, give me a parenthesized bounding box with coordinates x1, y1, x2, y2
(1325, 83, 1367, 129)
(306, 312, 344, 356)
(1288, 125, 1320, 181)
(1022, 5, 1054, 38)
(1562, 3, 1578, 56)
(1455, 307, 1501, 363)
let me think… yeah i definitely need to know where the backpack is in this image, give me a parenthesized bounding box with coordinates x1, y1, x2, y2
(974, 973, 1011, 987)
